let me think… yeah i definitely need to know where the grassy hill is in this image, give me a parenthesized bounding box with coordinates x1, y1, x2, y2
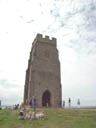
(0, 108, 96, 128)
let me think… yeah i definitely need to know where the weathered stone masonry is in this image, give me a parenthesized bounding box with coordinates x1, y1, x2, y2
(24, 34, 62, 107)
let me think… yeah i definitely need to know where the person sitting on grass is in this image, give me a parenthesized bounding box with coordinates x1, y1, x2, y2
(25, 111, 31, 120)
(29, 111, 44, 120)
(24, 111, 36, 120)
(36, 111, 44, 118)
(19, 110, 45, 120)
(18, 110, 25, 120)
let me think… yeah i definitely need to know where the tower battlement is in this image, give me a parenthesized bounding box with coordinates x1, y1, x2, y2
(32, 33, 57, 46)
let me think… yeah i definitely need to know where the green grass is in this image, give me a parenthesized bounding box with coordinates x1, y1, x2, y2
(0, 108, 96, 128)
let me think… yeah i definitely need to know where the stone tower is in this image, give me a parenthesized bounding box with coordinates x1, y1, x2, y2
(24, 34, 62, 107)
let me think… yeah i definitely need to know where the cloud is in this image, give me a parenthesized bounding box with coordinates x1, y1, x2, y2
(19, 15, 23, 19)
(0, 78, 24, 105)
(0, 79, 21, 89)
(45, 0, 96, 55)
(26, 19, 34, 23)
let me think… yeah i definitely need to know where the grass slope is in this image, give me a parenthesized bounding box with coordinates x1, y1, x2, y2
(0, 108, 96, 128)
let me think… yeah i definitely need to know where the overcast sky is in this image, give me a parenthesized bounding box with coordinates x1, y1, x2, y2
(0, 0, 96, 107)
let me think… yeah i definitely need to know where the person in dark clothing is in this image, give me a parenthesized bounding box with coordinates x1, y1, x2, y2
(0, 100, 1, 110)
(63, 100, 65, 108)
(68, 98, 71, 108)
(29, 99, 32, 108)
(19, 110, 25, 120)
(77, 98, 80, 108)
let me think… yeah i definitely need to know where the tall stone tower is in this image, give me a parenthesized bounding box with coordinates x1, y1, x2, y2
(24, 34, 62, 107)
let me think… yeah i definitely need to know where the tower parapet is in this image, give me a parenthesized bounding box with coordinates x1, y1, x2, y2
(32, 33, 57, 47)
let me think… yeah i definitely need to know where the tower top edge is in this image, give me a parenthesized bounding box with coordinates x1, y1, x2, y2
(36, 33, 56, 41)
(32, 33, 57, 44)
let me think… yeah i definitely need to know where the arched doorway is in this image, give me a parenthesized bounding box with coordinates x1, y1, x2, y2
(42, 90, 51, 107)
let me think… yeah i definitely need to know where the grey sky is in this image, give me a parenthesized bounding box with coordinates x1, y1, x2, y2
(0, 0, 96, 106)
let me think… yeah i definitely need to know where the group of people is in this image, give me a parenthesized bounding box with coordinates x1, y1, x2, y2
(18, 96, 44, 120)
(14, 104, 20, 110)
(18, 109, 44, 120)
(62, 98, 80, 108)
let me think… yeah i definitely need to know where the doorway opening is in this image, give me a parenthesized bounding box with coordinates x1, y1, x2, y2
(42, 90, 51, 107)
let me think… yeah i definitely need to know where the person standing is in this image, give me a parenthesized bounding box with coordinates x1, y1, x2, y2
(77, 98, 80, 108)
(32, 96, 36, 111)
(62, 100, 65, 108)
(29, 99, 32, 108)
(68, 98, 71, 108)
(0, 100, 1, 106)
(0, 100, 1, 110)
